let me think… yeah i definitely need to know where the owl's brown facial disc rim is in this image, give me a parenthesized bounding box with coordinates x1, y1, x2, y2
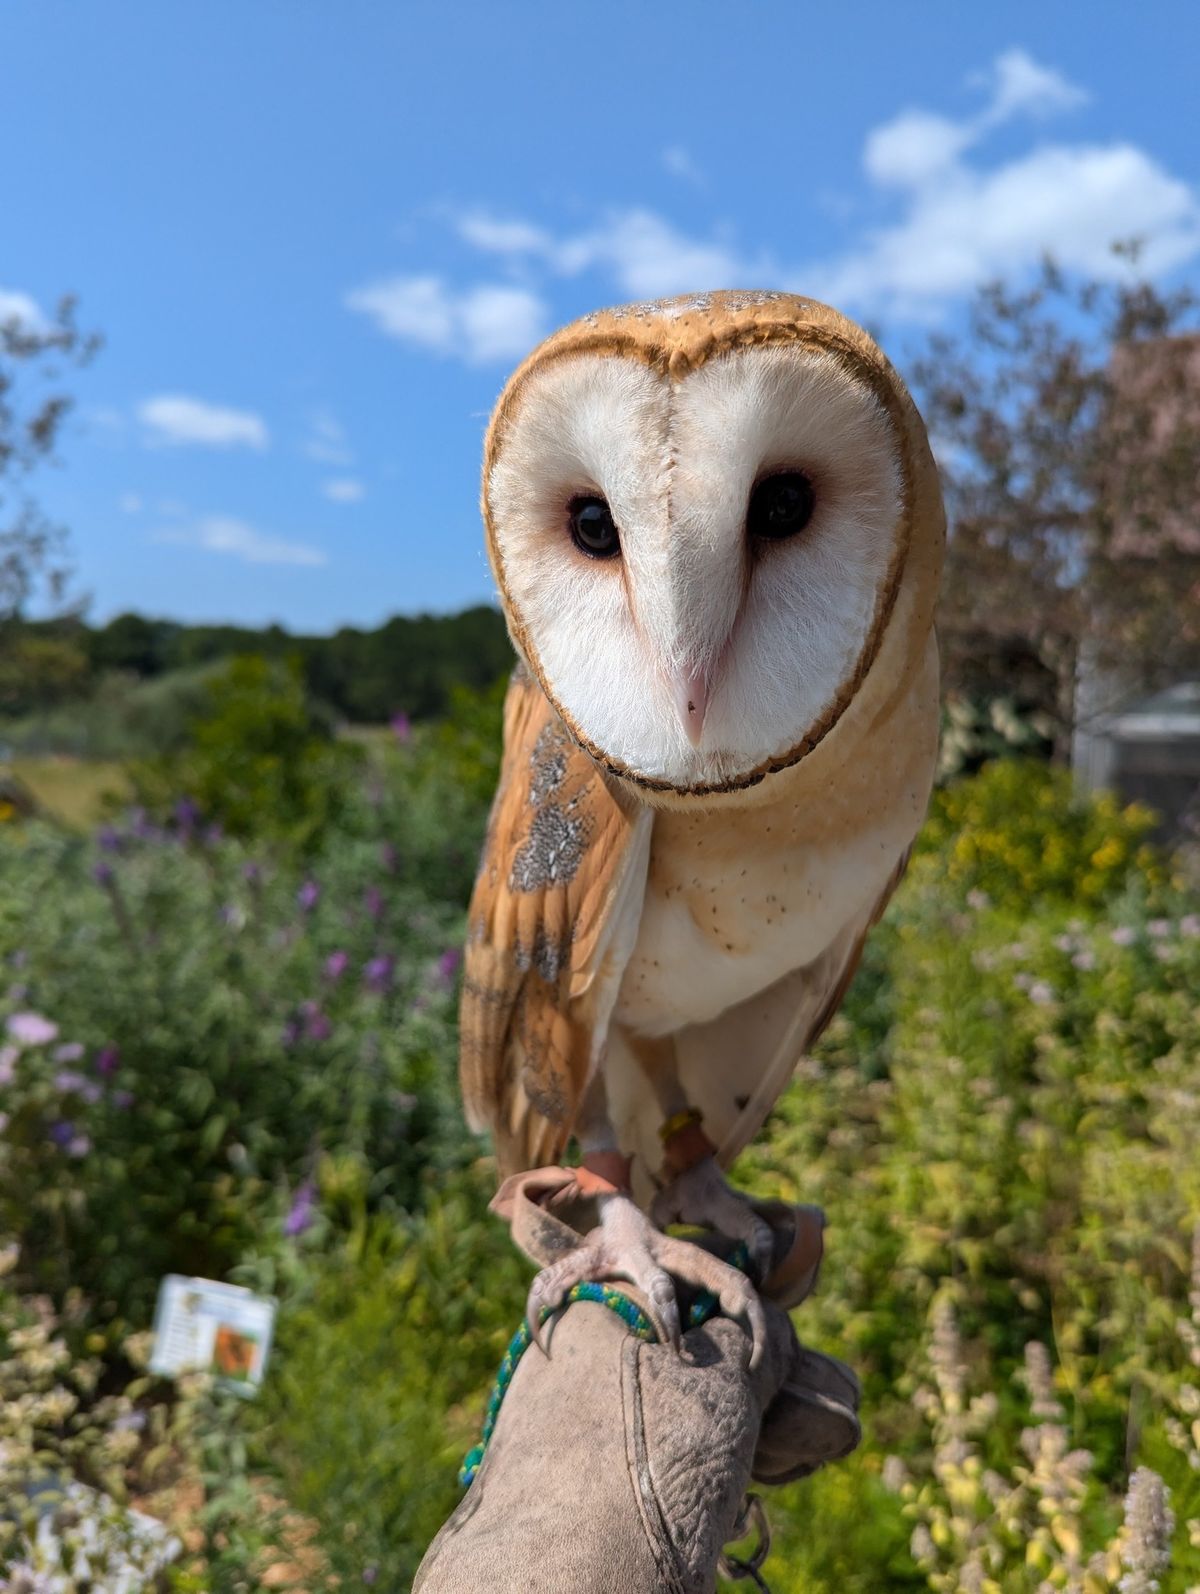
(482, 303, 919, 799)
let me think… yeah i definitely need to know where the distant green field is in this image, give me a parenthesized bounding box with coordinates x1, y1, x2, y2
(4, 757, 129, 828)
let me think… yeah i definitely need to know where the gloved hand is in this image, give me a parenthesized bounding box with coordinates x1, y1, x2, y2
(415, 1176, 860, 1594)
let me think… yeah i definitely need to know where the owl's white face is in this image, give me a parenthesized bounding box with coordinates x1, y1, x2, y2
(487, 343, 905, 793)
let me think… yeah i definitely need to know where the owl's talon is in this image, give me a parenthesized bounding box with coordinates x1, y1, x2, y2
(522, 1191, 766, 1362)
(652, 1155, 776, 1283)
(525, 1247, 598, 1355)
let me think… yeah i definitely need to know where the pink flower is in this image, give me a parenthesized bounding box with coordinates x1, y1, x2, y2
(6, 1012, 59, 1048)
(390, 712, 411, 744)
(53, 1042, 84, 1063)
(323, 950, 349, 981)
(1072, 950, 1097, 972)
(1028, 980, 1055, 1006)
(1110, 926, 1136, 947)
(1147, 918, 1172, 939)
(1180, 914, 1200, 939)
(95, 1045, 120, 1077)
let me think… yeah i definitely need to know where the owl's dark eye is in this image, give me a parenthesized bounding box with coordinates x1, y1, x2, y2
(747, 472, 815, 541)
(568, 495, 621, 559)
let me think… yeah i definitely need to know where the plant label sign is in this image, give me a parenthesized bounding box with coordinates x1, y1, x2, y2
(149, 1275, 276, 1394)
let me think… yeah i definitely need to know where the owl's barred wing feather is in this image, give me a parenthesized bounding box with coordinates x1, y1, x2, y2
(459, 668, 651, 1177)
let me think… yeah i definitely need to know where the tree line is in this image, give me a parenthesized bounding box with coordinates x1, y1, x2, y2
(3, 604, 514, 725)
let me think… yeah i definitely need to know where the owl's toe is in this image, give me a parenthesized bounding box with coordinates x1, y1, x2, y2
(652, 1230, 768, 1370)
(524, 1192, 682, 1354)
(652, 1155, 776, 1281)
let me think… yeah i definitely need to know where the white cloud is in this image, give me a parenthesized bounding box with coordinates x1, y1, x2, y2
(154, 514, 326, 566)
(554, 210, 764, 298)
(118, 492, 142, 514)
(346, 274, 548, 363)
(304, 408, 353, 466)
(382, 49, 1200, 346)
(662, 146, 705, 187)
(456, 211, 552, 255)
(0, 288, 44, 330)
(322, 477, 365, 503)
(864, 112, 973, 188)
(811, 49, 1199, 315)
(347, 275, 454, 350)
(452, 202, 763, 299)
(457, 285, 548, 362)
(980, 48, 1088, 123)
(139, 395, 269, 450)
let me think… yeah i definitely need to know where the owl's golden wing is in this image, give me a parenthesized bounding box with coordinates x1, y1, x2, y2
(459, 668, 652, 1177)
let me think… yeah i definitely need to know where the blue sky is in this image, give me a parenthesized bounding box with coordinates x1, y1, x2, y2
(3, 1, 1199, 632)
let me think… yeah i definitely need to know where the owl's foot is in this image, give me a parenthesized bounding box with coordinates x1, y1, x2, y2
(525, 1190, 767, 1367)
(652, 1154, 777, 1279)
(653, 1155, 825, 1308)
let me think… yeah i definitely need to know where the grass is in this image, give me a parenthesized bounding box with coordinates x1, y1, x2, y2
(3, 756, 129, 828)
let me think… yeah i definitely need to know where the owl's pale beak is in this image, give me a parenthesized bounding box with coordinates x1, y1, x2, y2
(673, 667, 709, 747)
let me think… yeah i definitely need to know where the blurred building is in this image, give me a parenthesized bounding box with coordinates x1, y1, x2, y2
(1073, 677, 1200, 840)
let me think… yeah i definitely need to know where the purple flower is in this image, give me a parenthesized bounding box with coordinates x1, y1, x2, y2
(281, 1015, 303, 1049)
(95, 1045, 120, 1078)
(390, 711, 411, 744)
(1181, 914, 1200, 939)
(175, 796, 201, 834)
(437, 947, 462, 986)
(1147, 918, 1172, 939)
(363, 954, 394, 992)
(364, 885, 384, 920)
(53, 1042, 84, 1063)
(243, 861, 263, 885)
(67, 1133, 91, 1158)
(112, 1089, 135, 1110)
(48, 1119, 75, 1149)
(380, 842, 398, 875)
(1111, 926, 1136, 947)
(205, 822, 224, 846)
(298, 879, 321, 913)
(324, 950, 350, 982)
(284, 1178, 317, 1237)
(6, 1012, 58, 1048)
(93, 860, 115, 887)
(97, 825, 122, 854)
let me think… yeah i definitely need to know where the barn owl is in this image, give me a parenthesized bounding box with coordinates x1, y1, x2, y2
(460, 291, 944, 1356)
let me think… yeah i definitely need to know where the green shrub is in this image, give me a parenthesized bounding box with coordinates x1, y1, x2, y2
(0, 812, 470, 1318)
(130, 654, 362, 850)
